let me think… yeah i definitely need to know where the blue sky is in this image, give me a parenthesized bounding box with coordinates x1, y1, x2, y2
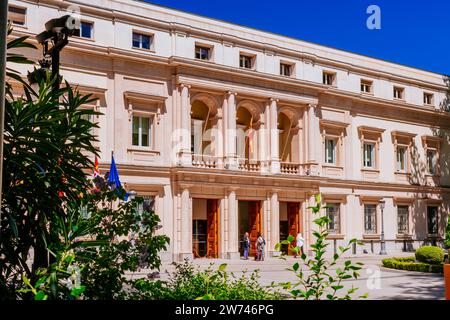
(142, 0, 450, 75)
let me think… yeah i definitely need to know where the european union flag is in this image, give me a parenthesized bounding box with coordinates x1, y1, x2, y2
(108, 154, 121, 190)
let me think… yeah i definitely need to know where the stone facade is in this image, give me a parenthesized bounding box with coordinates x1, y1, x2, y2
(7, 0, 450, 261)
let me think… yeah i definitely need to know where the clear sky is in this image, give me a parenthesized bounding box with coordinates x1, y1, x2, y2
(141, 0, 450, 75)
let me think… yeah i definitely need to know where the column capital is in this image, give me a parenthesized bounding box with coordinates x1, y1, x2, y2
(227, 91, 238, 97)
(269, 97, 280, 103)
(178, 83, 191, 89)
(308, 103, 318, 109)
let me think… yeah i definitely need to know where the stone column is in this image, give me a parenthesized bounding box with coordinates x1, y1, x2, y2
(270, 98, 280, 173)
(307, 104, 319, 175)
(179, 84, 192, 165)
(225, 92, 238, 169)
(179, 188, 193, 260)
(227, 189, 240, 259)
(270, 192, 280, 256)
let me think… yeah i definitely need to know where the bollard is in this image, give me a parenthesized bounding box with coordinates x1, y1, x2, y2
(352, 241, 356, 255)
(333, 239, 337, 255)
(371, 240, 374, 254)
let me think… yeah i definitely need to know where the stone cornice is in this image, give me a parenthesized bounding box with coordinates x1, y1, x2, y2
(7, 31, 450, 126)
(22, 0, 447, 92)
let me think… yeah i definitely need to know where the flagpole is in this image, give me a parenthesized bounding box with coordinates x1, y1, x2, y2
(0, 0, 8, 226)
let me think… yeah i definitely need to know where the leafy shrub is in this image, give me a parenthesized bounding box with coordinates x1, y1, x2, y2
(382, 257, 443, 273)
(128, 259, 282, 300)
(445, 218, 450, 249)
(415, 246, 445, 265)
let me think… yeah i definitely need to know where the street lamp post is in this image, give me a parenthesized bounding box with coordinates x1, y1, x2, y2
(379, 199, 387, 255)
(28, 15, 78, 89)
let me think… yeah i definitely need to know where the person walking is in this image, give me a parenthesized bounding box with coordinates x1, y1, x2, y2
(256, 233, 266, 261)
(294, 232, 304, 258)
(242, 232, 250, 260)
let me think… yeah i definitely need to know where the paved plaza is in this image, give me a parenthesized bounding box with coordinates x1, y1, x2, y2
(130, 254, 445, 300)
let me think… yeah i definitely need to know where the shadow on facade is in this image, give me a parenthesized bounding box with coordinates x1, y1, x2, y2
(407, 75, 450, 249)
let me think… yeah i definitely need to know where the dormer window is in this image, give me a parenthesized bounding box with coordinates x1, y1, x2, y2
(240, 54, 255, 69)
(195, 45, 211, 61)
(393, 86, 404, 100)
(323, 71, 336, 86)
(361, 80, 373, 94)
(423, 92, 434, 106)
(280, 62, 293, 77)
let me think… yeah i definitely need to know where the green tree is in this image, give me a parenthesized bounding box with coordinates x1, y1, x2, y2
(1, 27, 169, 300)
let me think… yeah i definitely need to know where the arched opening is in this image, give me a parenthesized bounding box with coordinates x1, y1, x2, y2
(191, 100, 213, 156)
(236, 106, 256, 160)
(278, 111, 298, 163)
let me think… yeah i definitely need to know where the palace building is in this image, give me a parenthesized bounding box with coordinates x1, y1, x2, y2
(7, 0, 450, 261)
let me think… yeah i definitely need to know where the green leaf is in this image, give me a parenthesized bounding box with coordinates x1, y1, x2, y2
(218, 263, 227, 271)
(34, 291, 48, 300)
(293, 262, 299, 271)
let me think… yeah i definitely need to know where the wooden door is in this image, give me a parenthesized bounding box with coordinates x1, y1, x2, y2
(206, 199, 219, 258)
(248, 201, 262, 256)
(287, 202, 300, 255)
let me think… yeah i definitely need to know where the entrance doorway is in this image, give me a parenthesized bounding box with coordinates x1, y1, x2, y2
(279, 202, 301, 255)
(238, 201, 262, 257)
(192, 199, 219, 258)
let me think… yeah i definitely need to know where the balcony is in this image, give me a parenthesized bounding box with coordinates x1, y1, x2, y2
(238, 159, 261, 172)
(280, 162, 301, 175)
(192, 154, 218, 169)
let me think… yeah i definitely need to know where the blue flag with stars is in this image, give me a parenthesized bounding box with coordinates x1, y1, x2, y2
(108, 154, 121, 190)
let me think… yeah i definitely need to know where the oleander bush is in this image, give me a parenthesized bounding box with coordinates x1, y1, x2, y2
(382, 257, 443, 274)
(415, 246, 445, 265)
(128, 259, 283, 300)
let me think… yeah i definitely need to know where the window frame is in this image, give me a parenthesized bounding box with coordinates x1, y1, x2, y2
(324, 138, 337, 165)
(360, 79, 373, 94)
(131, 114, 155, 149)
(7, 5, 26, 27)
(422, 135, 442, 177)
(358, 126, 384, 173)
(195, 44, 212, 61)
(423, 92, 434, 106)
(363, 203, 378, 235)
(280, 62, 294, 77)
(393, 86, 405, 100)
(239, 53, 255, 70)
(73, 20, 94, 40)
(323, 71, 336, 86)
(397, 205, 410, 235)
(326, 203, 341, 234)
(132, 30, 154, 51)
(426, 206, 439, 235)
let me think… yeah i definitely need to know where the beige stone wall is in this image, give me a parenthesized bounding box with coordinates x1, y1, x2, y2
(6, 0, 450, 261)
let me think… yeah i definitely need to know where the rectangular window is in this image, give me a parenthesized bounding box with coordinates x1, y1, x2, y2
(427, 149, 437, 175)
(74, 21, 93, 39)
(240, 54, 253, 69)
(323, 72, 336, 86)
(364, 204, 377, 234)
(132, 32, 152, 50)
(280, 63, 292, 76)
(8, 6, 26, 26)
(397, 206, 409, 234)
(396, 146, 408, 172)
(195, 45, 210, 60)
(361, 80, 373, 94)
(393, 87, 404, 100)
(427, 206, 438, 235)
(363, 142, 375, 168)
(325, 138, 336, 164)
(132, 116, 153, 148)
(424, 93, 434, 105)
(326, 204, 340, 234)
(191, 119, 204, 154)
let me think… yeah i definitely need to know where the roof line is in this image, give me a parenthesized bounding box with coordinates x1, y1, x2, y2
(135, 0, 447, 77)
